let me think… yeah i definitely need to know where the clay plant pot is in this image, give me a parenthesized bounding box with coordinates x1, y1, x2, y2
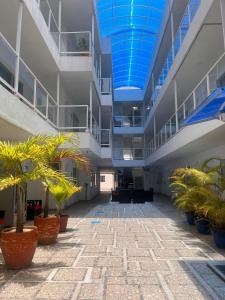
(59, 214, 69, 233)
(34, 215, 59, 245)
(0, 226, 38, 269)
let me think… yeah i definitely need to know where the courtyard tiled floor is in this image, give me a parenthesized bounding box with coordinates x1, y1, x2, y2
(1, 194, 225, 299)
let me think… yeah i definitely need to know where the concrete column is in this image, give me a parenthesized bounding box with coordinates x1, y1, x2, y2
(56, 72, 60, 127)
(174, 79, 179, 132)
(99, 106, 101, 144)
(58, 0, 62, 50)
(90, 82, 93, 133)
(171, 12, 175, 60)
(91, 15, 95, 55)
(220, 0, 225, 50)
(153, 117, 157, 150)
(151, 74, 155, 103)
(14, 1, 23, 92)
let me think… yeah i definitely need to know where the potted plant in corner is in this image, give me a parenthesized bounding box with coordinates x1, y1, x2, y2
(170, 165, 217, 228)
(0, 136, 58, 269)
(48, 180, 80, 232)
(34, 133, 88, 244)
(78, 37, 89, 56)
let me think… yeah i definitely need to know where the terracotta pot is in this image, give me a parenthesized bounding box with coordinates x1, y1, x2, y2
(34, 215, 59, 245)
(59, 215, 69, 233)
(0, 226, 38, 269)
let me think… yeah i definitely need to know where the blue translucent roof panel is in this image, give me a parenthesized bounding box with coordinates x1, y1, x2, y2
(96, 0, 167, 90)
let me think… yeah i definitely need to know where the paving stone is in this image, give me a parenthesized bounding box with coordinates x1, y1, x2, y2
(177, 249, 208, 258)
(105, 268, 126, 277)
(91, 267, 102, 279)
(52, 268, 87, 281)
(12, 268, 53, 282)
(160, 240, 186, 249)
(107, 276, 127, 284)
(171, 285, 212, 300)
(141, 285, 168, 300)
(54, 248, 80, 258)
(164, 272, 200, 287)
(78, 283, 101, 299)
(127, 248, 150, 257)
(106, 284, 141, 300)
(1, 196, 225, 299)
(127, 276, 159, 285)
(48, 257, 75, 267)
(0, 282, 42, 299)
(35, 282, 76, 299)
(96, 257, 123, 267)
(76, 257, 97, 267)
(153, 249, 179, 259)
(140, 261, 170, 272)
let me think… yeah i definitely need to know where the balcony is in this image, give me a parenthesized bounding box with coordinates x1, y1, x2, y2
(113, 116, 144, 134)
(0, 32, 111, 153)
(113, 148, 145, 167)
(34, 0, 102, 92)
(146, 52, 225, 157)
(148, 0, 201, 111)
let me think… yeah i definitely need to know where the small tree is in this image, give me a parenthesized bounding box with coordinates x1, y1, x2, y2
(37, 133, 88, 218)
(0, 137, 68, 232)
(48, 180, 80, 216)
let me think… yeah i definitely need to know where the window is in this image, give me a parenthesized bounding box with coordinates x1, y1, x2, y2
(100, 175, 105, 182)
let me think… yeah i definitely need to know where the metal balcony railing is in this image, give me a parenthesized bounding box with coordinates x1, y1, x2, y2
(100, 129, 111, 147)
(60, 32, 91, 56)
(113, 116, 144, 128)
(113, 148, 144, 160)
(146, 52, 225, 157)
(150, 0, 201, 106)
(100, 78, 112, 95)
(35, 0, 103, 92)
(0, 32, 112, 148)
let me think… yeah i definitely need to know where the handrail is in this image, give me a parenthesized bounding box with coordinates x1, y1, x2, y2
(38, 0, 59, 32)
(147, 51, 225, 157)
(151, 0, 201, 105)
(61, 31, 91, 34)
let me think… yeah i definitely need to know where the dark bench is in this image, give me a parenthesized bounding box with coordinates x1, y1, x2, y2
(111, 188, 154, 203)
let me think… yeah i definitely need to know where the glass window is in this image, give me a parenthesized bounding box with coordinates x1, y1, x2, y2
(100, 175, 106, 182)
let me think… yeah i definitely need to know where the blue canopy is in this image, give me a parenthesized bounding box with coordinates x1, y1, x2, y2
(97, 0, 167, 90)
(182, 88, 225, 126)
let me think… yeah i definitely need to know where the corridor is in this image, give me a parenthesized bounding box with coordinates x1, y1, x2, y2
(0, 194, 225, 299)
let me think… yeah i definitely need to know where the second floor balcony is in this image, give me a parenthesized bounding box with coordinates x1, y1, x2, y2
(0, 32, 111, 150)
(146, 52, 225, 158)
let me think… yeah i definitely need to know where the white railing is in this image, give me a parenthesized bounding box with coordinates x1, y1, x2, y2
(0, 32, 58, 128)
(113, 148, 144, 160)
(39, 0, 60, 46)
(0, 32, 111, 146)
(147, 52, 225, 157)
(36, 1, 102, 92)
(58, 105, 89, 131)
(151, 0, 201, 105)
(60, 31, 91, 56)
(113, 116, 144, 127)
(100, 78, 112, 95)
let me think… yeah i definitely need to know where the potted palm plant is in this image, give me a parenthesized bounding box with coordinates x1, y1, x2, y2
(170, 165, 217, 229)
(34, 133, 88, 244)
(48, 180, 80, 232)
(0, 136, 61, 269)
